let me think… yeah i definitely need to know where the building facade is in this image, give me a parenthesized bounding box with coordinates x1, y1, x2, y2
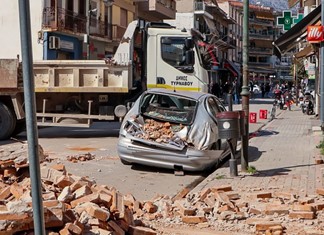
(0, 0, 176, 61)
(166, 0, 239, 86)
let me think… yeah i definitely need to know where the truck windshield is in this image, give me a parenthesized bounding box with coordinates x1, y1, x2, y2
(161, 37, 193, 72)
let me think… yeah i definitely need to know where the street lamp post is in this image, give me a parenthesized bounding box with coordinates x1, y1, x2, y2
(240, 0, 250, 171)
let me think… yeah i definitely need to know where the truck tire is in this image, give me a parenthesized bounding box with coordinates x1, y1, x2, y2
(0, 102, 16, 140)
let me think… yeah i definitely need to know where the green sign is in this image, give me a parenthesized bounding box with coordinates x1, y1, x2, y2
(277, 11, 303, 31)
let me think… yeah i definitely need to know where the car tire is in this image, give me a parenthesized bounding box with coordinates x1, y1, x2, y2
(120, 158, 132, 165)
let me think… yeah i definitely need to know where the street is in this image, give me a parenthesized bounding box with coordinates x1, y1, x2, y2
(4, 121, 206, 201)
(0, 98, 274, 202)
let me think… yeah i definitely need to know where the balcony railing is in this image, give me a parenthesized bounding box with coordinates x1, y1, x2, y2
(249, 47, 272, 54)
(42, 7, 113, 40)
(112, 24, 126, 41)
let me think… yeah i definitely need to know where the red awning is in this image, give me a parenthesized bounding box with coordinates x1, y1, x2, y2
(224, 60, 240, 77)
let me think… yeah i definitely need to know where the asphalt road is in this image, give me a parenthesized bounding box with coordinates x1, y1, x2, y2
(5, 121, 207, 201)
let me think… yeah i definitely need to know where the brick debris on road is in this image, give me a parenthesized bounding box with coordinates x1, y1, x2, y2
(1, 99, 324, 234)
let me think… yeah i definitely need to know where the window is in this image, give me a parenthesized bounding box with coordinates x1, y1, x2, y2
(161, 37, 194, 72)
(120, 8, 127, 27)
(140, 93, 197, 125)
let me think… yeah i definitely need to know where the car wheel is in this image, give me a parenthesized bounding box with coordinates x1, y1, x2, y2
(120, 158, 132, 165)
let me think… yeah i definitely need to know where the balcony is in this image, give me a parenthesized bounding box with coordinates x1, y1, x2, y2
(112, 25, 126, 41)
(249, 32, 274, 40)
(136, 0, 176, 20)
(194, 2, 213, 17)
(249, 47, 273, 54)
(42, 7, 112, 40)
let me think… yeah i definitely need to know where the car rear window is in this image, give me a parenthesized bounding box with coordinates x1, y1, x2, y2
(139, 93, 197, 125)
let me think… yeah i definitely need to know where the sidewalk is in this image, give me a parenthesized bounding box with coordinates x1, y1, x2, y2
(194, 99, 323, 198)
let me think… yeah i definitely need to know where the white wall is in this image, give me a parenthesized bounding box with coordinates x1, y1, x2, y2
(165, 13, 194, 31)
(0, 1, 44, 60)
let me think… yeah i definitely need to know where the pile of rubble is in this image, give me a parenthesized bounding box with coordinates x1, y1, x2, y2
(137, 185, 324, 234)
(66, 152, 95, 163)
(126, 118, 185, 147)
(0, 143, 157, 234)
(2, 143, 324, 234)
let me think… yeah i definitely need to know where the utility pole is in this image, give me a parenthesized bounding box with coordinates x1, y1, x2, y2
(320, 0, 324, 130)
(18, 0, 45, 234)
(240, 0, 250, 171)
(86, 0, 91, 60)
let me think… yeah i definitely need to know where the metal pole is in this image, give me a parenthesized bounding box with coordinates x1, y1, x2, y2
(227, 93, 233, 111)
(87, 0, 90, 60)
(320, 0, 324, 130)
(18, 1, 45, 234)
(240, 0, 250, 171)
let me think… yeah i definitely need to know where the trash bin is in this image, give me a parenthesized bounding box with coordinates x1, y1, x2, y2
(249, 112, 257, 123)
(216, 111, 240, 139)
(259, 109, 267, 119)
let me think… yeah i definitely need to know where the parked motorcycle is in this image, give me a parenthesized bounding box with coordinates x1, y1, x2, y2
(284, 90, 293, 111)
(303, 91, 314, 115)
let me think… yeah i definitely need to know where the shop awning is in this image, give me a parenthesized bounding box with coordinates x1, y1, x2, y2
(255, 11, 274, 20)
(203, 15, 217, 35)
(294, 45, 315, 59)
(272, 5, 321, 58)
(224, 59, 241, 77)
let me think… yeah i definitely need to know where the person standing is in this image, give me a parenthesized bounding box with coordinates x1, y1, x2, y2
(232, 80, 240, 104)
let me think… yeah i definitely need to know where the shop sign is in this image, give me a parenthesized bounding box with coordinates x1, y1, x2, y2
(307, 26, 324, 43)
(60, 40, 74, 50)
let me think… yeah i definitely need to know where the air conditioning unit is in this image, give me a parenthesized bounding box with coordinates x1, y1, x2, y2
(49, 36, 60, 49)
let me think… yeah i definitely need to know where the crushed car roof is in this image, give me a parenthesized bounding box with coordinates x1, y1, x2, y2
(145, 88, 207, 100)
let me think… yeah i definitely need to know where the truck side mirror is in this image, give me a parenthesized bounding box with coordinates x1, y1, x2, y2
(185, 50, 195, 66)
(185, 38, 194, 49)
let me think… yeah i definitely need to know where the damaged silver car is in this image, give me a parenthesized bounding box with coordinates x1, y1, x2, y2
(117, 88, 238, 171)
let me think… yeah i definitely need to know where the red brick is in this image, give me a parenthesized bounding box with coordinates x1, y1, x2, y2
(264, 204, 290, 215)
(255, 222, 282, 231)
(248, 207, 262, 215)
(289, 211, 315, 219)
(86, 205, 110, 221)
(51, 164, 66, 173)
(199, 188, 211, 201)
(65, 222, 82, 234)
(175, 200, 196, 216)
(172, 187, 190, 201)
(70, 193, 99, 208)
(10, 183, 24, 200)
(108, 220, 126, 235)
(182, 215, 207, 224)
(4, 167, 16, 178)
(143, 201, 158, 213)
(309, 202, 324, 211)
(0, 186, 11, 200)
(128, 225, 157, 235)
(316, 188, 324, 196)
(210, 185, 232, 192)
(292, 204, 315, 212)
(254, 192, 272, 199)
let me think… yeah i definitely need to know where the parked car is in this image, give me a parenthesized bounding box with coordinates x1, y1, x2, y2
(117, 88, 238, 172)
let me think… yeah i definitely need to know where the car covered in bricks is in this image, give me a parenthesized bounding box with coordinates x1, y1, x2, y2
(117, 88, 238, 171)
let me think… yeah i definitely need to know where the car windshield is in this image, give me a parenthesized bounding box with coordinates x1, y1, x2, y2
(139, 93, 198, 125)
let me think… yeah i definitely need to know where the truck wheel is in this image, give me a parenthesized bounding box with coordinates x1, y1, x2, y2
(0, 102, 16, 140)
(12, 119, 26, 136)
